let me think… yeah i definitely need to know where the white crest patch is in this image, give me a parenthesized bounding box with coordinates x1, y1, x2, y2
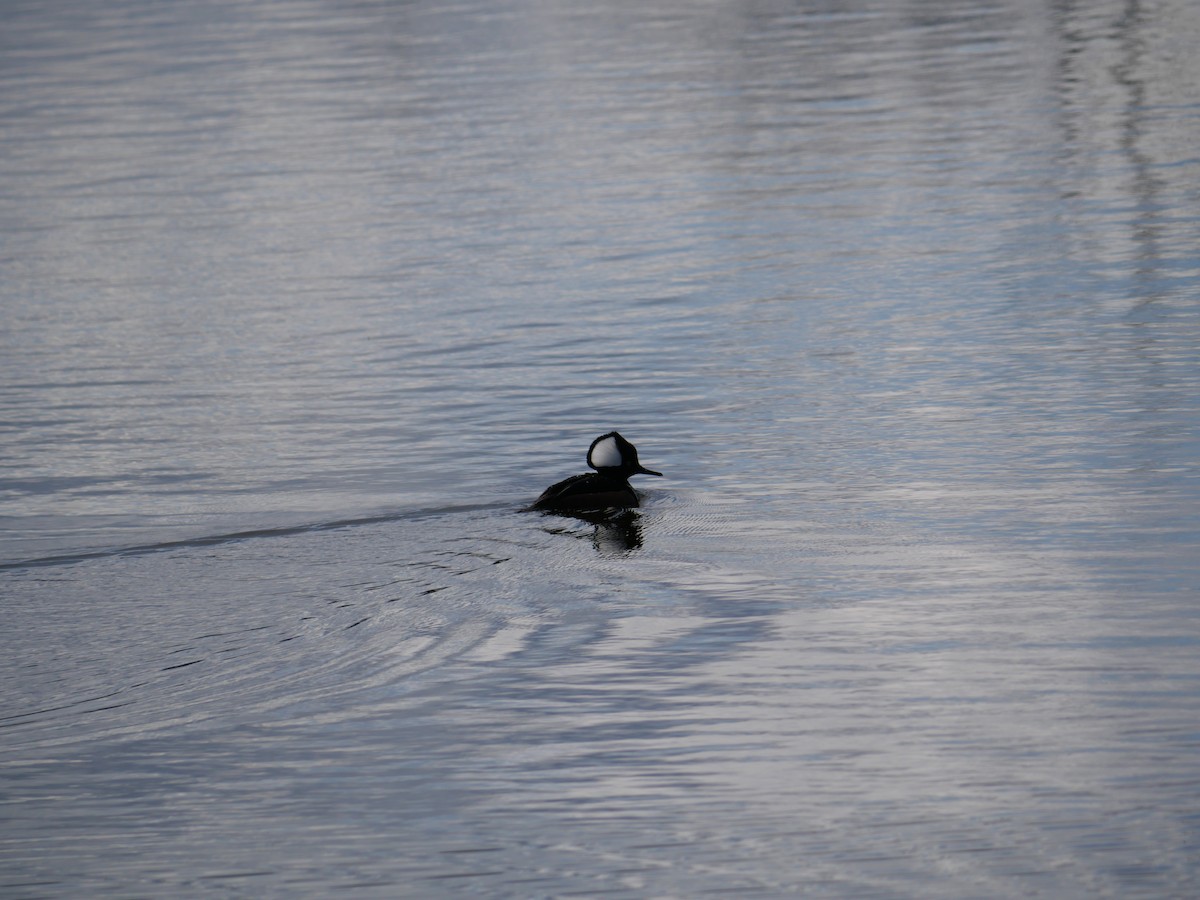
(589, 435, 622, 469)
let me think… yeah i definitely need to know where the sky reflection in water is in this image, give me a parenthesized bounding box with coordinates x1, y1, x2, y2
(2, 0, 1199, 896)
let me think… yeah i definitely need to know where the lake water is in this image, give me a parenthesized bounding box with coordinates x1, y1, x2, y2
(3, 0, 1199, 896)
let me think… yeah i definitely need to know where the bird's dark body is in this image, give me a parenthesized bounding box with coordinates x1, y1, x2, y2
(530, 472, 640, 512)
(528, 431, 661, 513)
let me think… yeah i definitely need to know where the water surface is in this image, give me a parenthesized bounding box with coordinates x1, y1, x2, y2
(3, 0, 1199, 896)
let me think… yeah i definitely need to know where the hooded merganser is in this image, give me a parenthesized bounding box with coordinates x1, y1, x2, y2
(530, 432, 662, 512)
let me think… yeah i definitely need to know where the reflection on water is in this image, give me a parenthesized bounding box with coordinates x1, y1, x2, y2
(538, 508, 647, 553)
(2, 0, 1200, 896)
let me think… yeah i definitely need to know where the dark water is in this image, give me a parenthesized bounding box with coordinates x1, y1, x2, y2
(3, 0, 1199, 896)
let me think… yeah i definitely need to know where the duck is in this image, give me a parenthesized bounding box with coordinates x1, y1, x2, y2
(530, 431, 661, 512)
